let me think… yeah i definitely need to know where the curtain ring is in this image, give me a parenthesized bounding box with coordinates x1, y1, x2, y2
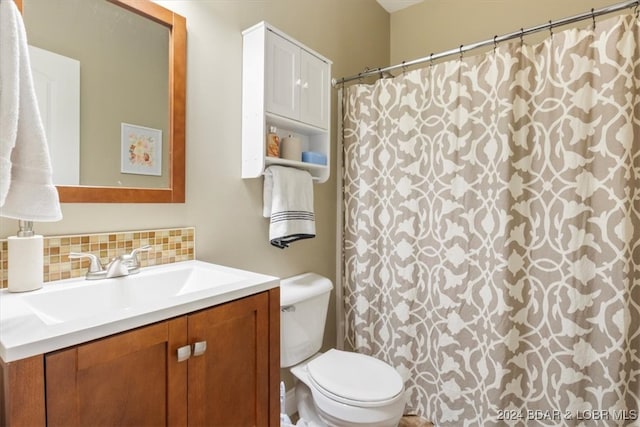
(363, 67, 371, 81)
(493, 35, 498, 53)
(402, 60, 407, 74)
(459, 45, 464, 60)
(520, 28, 524, 44)
(429, 54, 434, 68)
(591, 8, 596, 30)
(549, 20, 553, 37)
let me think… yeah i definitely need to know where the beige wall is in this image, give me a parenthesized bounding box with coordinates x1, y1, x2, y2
(390, 0, 624, 66)
(0, 0, 389, 386)
(154, 0, 388, 358)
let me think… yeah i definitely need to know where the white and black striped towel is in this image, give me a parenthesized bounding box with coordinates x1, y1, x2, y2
(263, 166, 315, 249)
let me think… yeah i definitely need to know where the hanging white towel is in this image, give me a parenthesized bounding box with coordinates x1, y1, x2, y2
(0, 0, 62, 221)
(263, 166, 315, 249)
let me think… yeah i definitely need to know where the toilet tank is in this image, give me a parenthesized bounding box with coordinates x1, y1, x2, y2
(280, 273, 333, 368)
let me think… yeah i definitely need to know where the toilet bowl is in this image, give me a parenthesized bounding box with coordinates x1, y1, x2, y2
(280, 273, 406, 427)
(291, 349, 406, 426)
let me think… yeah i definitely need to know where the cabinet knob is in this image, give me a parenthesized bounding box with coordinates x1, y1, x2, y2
(177, 345, 192, 362)
(302, 82, 309, 89)
(192, 341, 207, 357)
(295, 78, 302, 86)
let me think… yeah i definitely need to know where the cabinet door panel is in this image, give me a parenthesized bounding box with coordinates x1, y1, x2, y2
(265, 31, 300, 120)
(188, 292, 270, 426)
(45, 319, 187, 427)
(299, 50, 329, 129)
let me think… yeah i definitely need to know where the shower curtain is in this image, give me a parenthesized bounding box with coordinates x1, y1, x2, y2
(341, 12, 639, 426)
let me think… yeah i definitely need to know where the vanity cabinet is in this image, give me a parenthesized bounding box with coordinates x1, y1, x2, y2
(45, 319, 186, 426)
(0, 289, 280, 427)
(187, 291, 270, 425)
(242, 21, 332, 182)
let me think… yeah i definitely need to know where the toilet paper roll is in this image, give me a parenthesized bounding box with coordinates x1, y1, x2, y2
(280, 136, 302, 161)
(8, 235, 44, 292)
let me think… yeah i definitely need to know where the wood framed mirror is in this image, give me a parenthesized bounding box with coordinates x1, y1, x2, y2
(16, 0, 186, 203)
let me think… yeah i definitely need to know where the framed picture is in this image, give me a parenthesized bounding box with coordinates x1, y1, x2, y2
(121, 123, 162, 176)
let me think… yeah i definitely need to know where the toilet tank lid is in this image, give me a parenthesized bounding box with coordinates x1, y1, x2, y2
(280, 273, 333, 306)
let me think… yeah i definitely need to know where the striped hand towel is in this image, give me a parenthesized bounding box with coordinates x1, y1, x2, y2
(263, 166, 315, 249)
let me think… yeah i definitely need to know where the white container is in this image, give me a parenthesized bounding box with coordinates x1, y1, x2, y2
(8, 234, 44, 292)
(280, 135, 302, 162)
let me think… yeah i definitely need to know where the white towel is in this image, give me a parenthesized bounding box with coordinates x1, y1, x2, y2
(263, 166, 315, 249)
(0, 0, 62, 221)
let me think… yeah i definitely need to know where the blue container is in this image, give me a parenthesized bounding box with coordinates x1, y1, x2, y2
(301, 151, 327, 165)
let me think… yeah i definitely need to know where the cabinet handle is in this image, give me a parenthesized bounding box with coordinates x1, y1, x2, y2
(177, 345, 192, 362)
(302, 82, 309, 89)
(295, 79, 302, 86)
(192, 341, 207, 357)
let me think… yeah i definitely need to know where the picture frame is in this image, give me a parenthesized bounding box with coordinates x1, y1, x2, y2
(121, 123, 162, 176)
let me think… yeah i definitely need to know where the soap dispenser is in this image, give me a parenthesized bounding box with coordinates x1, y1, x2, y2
(8, 220, 44, 292)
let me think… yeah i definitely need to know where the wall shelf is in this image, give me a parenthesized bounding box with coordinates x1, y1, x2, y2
(242, 22, 332, 183)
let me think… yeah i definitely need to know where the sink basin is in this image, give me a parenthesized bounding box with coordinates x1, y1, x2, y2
(0, 260, 279, 362)
(21, 264, 244, 325)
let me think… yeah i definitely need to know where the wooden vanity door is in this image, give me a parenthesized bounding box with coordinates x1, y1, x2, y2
(187, 292, 270, 426)
(45, 318, 188, 427)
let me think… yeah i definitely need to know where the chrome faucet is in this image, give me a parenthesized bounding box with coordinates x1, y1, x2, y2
(69, 245, 152, 280)
(104, 257, 130, 278)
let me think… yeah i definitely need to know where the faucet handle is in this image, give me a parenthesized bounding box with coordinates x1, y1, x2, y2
(130, 245, 152, 259)
(120, 245, 152, 273)
(68, 252, 103, 273)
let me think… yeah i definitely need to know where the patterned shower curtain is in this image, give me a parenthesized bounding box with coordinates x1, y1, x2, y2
(341, 12, 639, 426)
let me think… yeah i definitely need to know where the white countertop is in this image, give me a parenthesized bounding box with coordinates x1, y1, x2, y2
(0, 260, 279, 362)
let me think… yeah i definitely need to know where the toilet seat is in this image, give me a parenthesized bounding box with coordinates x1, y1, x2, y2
(306, 349, 404, 408)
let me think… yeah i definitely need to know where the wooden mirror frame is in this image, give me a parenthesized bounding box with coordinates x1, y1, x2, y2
(16, 0, 186, 203)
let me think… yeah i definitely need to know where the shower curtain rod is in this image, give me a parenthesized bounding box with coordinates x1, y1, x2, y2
(332, 0, 640, 87)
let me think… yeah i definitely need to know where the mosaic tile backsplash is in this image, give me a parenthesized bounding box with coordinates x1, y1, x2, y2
(0, 227, 195, 288)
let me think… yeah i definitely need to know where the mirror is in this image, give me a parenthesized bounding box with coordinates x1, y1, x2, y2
(17, 0, 186, 203)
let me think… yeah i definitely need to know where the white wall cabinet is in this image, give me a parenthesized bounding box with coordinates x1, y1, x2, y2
(242, 22, 332, 183)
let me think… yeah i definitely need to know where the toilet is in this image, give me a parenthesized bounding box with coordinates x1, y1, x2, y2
(280, 273, 406, 427)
